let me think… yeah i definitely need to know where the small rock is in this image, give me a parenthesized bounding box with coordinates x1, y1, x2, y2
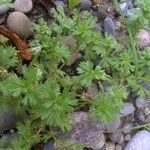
(86, 83, 99, 99)
(55, 1, 67, 13)
(135, 96, 150, 108)
(119, 1, 133, 17)
(104, 17, 116, 37)
(115, 144, 122, 150)
(7, 11, 32, 39)
(124, 130, 150, 150)
(108, 132, 124, 144)
(43, 139, 54, 150)
(61, 36, 78, 65)
(0, 105, 25, 133)
(137, 29, 150, 49)
(122, 123, 133, 134)
(106, 116, 121, 131)
(120, 102, 135, 117)
(80, 0, 92, 10)
(14, 0, 33, 13)
(70, 111, 105, 149)
(124, 134, 131, 141)
(0, 5, 8, 15)
(139, 80, 150, 89)
(0, 14, 6, 24)
(105, 142, 115, 150)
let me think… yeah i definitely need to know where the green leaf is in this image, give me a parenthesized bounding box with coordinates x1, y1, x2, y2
(68, 0, 81, 12)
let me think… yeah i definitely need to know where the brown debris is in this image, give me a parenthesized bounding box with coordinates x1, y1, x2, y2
(0, 25, 32, 60)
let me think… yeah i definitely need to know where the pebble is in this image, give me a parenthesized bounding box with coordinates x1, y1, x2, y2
(0, 5, 8, 15)
(14, 0, 33, 13)
(55, 1, 67, 12)
(43, 139, 54, 150)
(115, 144, 122, 150)
(86, 83, 99, 99)
(139, 80, 150, 89)
(7, 11, 32, 39)
(71, 111, 105, 149)
(122, 123, 133, 134)
(108, 132, 124, 144)
(124, 134, 131, 141)
(80, 0, 92, 10)
(61, 36, 78, 65)
(105, 142, 115, 150)
(137, 29, 150, 49)
(119, 1, 133, 17)
(105, 115, 121, 131)
(0, 105, 25, 133)
(0, 14, 6, 24)
(104, 16, 116, 37)
(124, 130, 150, 150)
(135, 96, 150, 108)
(120, 102, 135, 117)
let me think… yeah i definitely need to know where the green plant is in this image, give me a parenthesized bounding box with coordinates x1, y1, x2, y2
(0, 4, 149, 149)
(68, 0, 81, 12)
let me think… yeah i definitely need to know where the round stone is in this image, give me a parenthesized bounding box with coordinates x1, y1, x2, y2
(135, 96, 149, 108)
(43, 139, 55, 150)
(7, 11, 32, 39)
(122, 123, 133, 134)
(104, 16, 116, 37)
(0, 5, 8, 15)
(108, 132, 124, 144)
(115, 144, 122, 150)
(106, 116, 121, 131)
(124, 134, 131, 141)
(137, 29, 150, 49)
(105, 142, 115, 150)
(124, 130, 150, 150)
(80, 0, 92, 10)
(120, 102, 135, 117)
(14, 0, 33, 13)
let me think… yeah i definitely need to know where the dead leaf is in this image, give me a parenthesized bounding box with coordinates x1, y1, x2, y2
(92, 0, 102, 6)
(0, 25, 32, 60)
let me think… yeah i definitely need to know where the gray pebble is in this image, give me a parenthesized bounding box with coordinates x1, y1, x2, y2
(55, 1, 67, 12)
(108, 132, 124, 144)
(0, 5, 8, 15)
(7, 11, 32, 39)
(80, 0, 92, 10)
(0, 105, 25, 133)
(124, 130, 150, 150)
(123, 123, 133, 134)
(124, 134, 131, 141)
(15, 0, 33, 13)
(115, 144, 122, 150)
(105, 142, 115, 150)
(104, 17, 116, 37)
(135, 96, 149, 108)
(137, 29, 150, 49)
(106, 116, 121, 131)
(43, 139, 54, 150)
(120, 102, 135, 117)
(119, 1, 133, 17)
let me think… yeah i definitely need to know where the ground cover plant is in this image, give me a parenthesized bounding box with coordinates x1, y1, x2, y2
(0, 0, 150, 149)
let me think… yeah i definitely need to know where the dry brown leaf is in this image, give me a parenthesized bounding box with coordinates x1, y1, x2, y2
(0, 25, 32, 60)
(92, 0, 102, 6)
